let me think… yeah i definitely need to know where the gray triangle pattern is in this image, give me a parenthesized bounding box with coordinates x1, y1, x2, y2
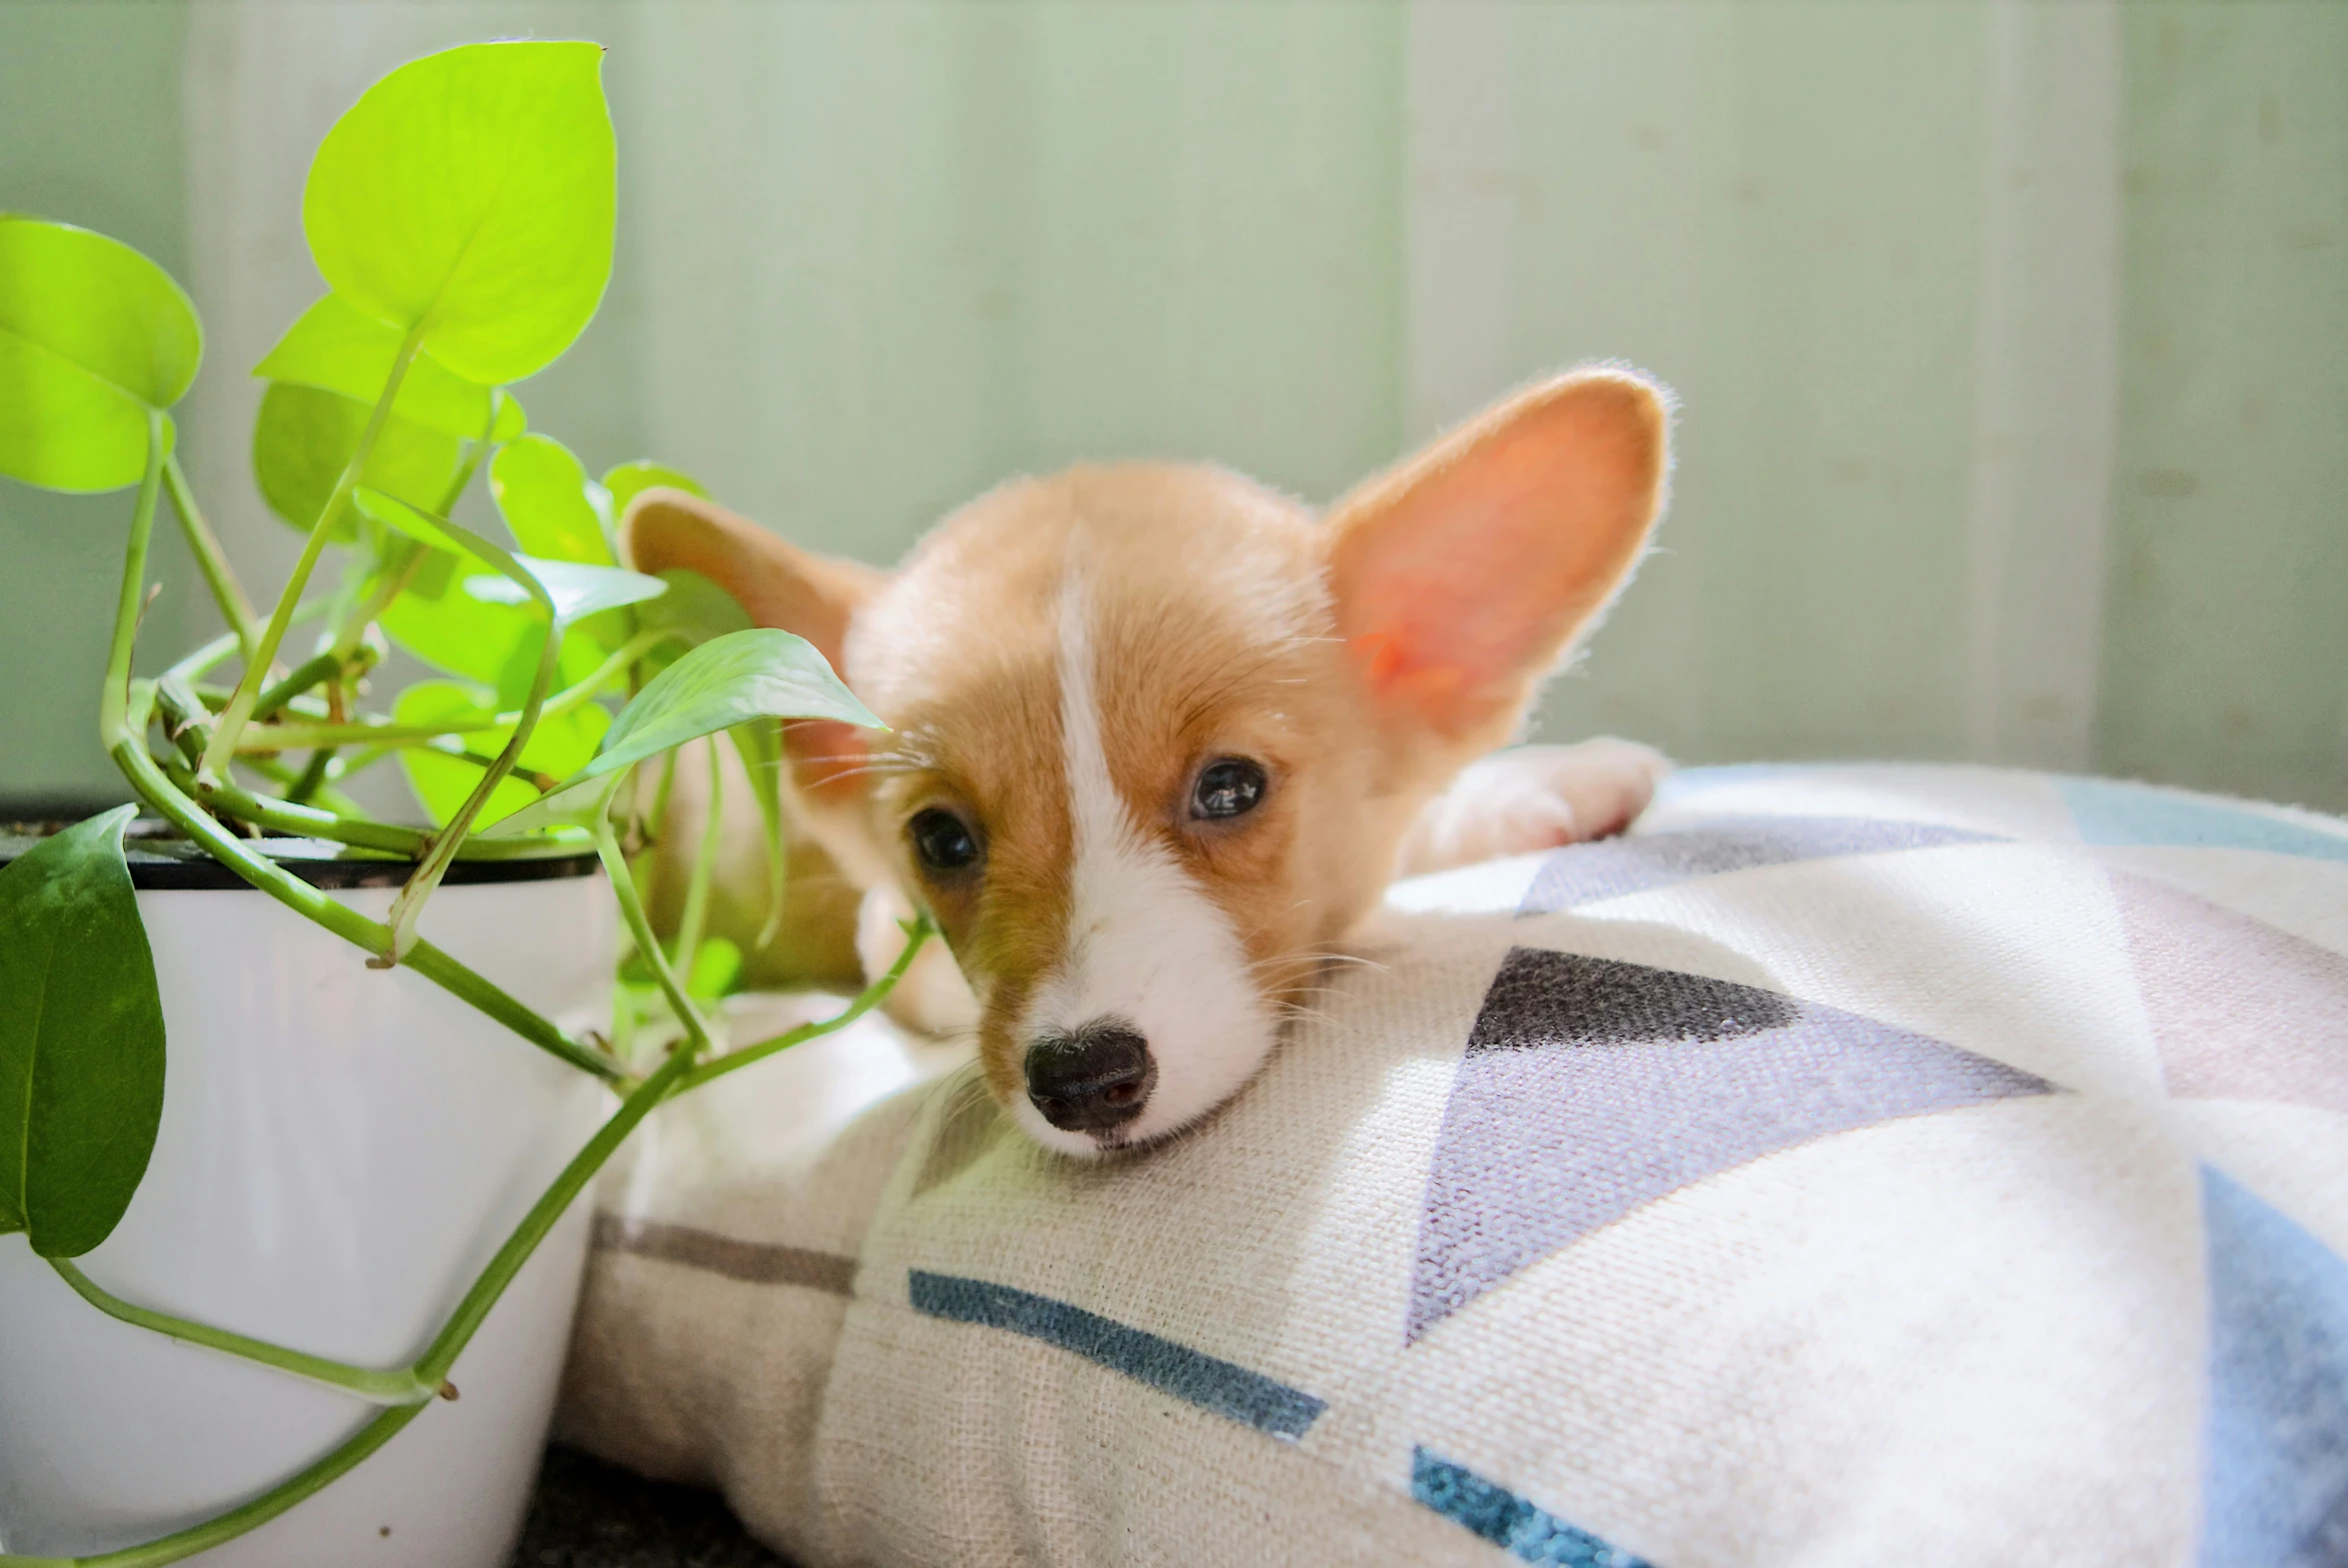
(1518, 814, 2001, 912)
(1407, 946, 2057, 1342)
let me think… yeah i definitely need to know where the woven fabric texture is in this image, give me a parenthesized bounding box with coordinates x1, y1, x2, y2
(558, 765, 2348, 1567)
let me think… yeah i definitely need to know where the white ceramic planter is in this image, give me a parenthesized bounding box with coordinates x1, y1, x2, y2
(0, 837, 614, 1565)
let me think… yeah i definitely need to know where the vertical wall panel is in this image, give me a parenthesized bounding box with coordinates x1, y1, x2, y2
(2100, 4, 2348, 809)
(7, 1, 2334, 810)
(634, 2, 1404, 563)
(0, 1, 193, 800)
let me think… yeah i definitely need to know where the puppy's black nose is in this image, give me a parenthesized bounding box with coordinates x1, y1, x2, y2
(1025, 1022, 1155, 1134)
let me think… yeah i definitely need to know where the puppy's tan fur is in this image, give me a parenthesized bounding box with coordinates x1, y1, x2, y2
(627, 368, 1671, 1149)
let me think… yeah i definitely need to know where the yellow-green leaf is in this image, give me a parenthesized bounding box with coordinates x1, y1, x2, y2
(0, 216, 200, 492)
(493, 434, 611, 565)
(252, 381, 461, 538)
(603, 460, 708, 520)
(303, 42, 616, 386)
(254, 293, 524, 443)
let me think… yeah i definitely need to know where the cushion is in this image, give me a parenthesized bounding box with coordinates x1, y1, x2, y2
(557, 764, 2348, 1567)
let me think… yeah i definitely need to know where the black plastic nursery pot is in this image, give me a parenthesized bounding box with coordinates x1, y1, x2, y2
(0, 800, 601, 886)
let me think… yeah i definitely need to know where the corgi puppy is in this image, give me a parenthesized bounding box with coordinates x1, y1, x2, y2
(623, 368, 1672, 1156)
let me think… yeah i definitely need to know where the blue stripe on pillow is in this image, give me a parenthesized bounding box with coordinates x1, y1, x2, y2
(1411, 1448, 1653, 1567)
(909, 1269, 1325, 1440)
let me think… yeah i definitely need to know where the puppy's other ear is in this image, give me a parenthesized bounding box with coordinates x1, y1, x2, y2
(621, 489, 888, 798)
(1323, 367, 1669, 750)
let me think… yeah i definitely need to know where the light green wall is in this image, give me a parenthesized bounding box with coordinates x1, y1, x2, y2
(623, 3, 1406, 556)
(0, 1, 196, 803)
(1493, 4, 1995, 766)
(2100, 3, 2348, 808)
(5, 2, 2343, 812)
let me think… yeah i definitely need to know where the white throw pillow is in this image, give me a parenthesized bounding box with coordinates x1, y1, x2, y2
(559, 764, 2348, 1568)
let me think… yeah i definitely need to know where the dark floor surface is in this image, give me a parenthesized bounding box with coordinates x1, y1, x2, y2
(513, 1447, 788, 1568)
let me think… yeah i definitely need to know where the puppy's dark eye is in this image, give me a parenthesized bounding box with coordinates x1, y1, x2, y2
(1190, 758, 1266, 821)
(909, 807, 981, 873)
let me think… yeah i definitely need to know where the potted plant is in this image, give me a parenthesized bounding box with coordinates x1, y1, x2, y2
(0, 39, 926, 1568)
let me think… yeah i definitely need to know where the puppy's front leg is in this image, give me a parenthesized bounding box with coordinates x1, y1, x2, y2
(1397, 738, 1669, 877)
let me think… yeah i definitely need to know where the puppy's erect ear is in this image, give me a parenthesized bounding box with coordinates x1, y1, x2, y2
(620, 489, 888, 798)
(1323, 367, 1669, 751)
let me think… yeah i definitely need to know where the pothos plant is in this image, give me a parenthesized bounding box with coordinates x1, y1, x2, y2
(0, 40, 928, 1568)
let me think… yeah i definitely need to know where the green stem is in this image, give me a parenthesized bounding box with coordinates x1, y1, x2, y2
(231, 720, 480, 753)
(162, 454, 259, 663)
(48, 1258, 441, 1407)
(171, 765, 588, 860)
(594, 791, 712, 1056)
(241, 754, 367, 817)
(253, 650, 366, 725)
(677, 912, 932, 1095)
(0, 1403, 429, 1568)
(412, 1039, 694, 1387)
(7, 1046, 696, 1568)
(114, 737, 620, 1083)
(330, 538, 422, 663)
(162, 631, 241, 688)
(553, 628, 676, 723)
(7, 812, 903, 1568)
(671, 736, 724, 970)
(285, 746, 338, 805)
(381, 628, 557, 963)
(96, 413, 168, 754)
(202, 323, 426, 776)
(232, 631, 676, 755)
(402, 937, 625, 1081)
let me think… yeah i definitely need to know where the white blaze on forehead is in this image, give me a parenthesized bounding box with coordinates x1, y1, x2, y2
(1014, 577, 1277, 1154)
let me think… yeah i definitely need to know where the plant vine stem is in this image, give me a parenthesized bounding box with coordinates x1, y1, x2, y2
(171, 764, 589, 861)
(241, 753, 367, 817)
(161, 453, 259, 663)
(11, 1043, 699, 1568)
(106, 477, 616, 1081)
(671, 735, 724, 971)
(0, 875, 922, 1568)
(201, 322, 426, 777)
(97, 414, 168, 752)
(676, 913, 932, 1095)
(285, 746, 338, 805)
(383, 580, 560, 965)
(162, 631, 241, 688)
(253, 649, 364, 724)
(330, 538, 423, 663)
(231, 628, 679, 755)
(47, 1258, 439, 1407)
(117, 728, 620, 1084)
(594, 794, 713, 1058)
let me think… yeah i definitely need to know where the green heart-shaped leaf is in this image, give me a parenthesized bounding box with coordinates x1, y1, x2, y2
(591, 628, 881, 784)
(0, 806, 167, 1257)
(253, 381, 462, 538)
(602, 460, 708, 520)
(687, 936, 743, 1002)
(380, 569, 541, 687)
(492, 628, 880, 832)
(465, 556, 668, 628)
(360, 485, 663, 628)
(394, 679, 612, 827)
(303, 41, 616, 387)
(635, 568, 754, 652)
(492, 434, 610, 565)
(254, 293, 526, 444)
(0, 216, 200, 492)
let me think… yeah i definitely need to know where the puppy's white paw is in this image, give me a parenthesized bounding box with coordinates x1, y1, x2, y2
(1398, 738, 1670, 876)
(857, 884, 982, 1036)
